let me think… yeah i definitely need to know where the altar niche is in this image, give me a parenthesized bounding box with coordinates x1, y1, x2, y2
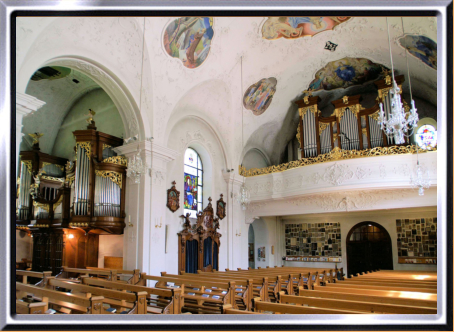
(178, 197, 221, 274)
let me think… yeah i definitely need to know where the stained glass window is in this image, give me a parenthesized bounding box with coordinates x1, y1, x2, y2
(415, 125, 437, 150)
(184, 148, 203, 218)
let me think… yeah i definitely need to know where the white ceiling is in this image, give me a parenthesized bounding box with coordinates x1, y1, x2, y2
(17, 16, 438, 166)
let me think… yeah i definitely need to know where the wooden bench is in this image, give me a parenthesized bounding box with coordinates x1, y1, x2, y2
(16, 270, 52, 286)
(319, 282, 437, 294)
(16, 300, 47, 314)
(138, 274, 234, 314)
(56, 267, 117, 282)
(252, 297, 365, 314)
(80, 277, 181, 314)
(295, 288, 437, 309)
(279, 294, 436, 314)
(16, 282, 105, 314)
(44, 277, 147, 314)
(85, 267, 141, 284)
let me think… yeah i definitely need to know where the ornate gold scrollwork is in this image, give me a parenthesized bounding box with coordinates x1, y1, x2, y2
(331, 104, 361, 119)
(41, 175, 65, 183)
(239, 145, 436, 177)
(369, 111, 380, 121)
(102, 156, 128, 166)
(42, 162, 65, 172)
(102, 143, 112, 150)
(33, 201, 50, 212)
(66, 175, 75, 187)
(76, 142, 91, 160)
(378, 85, 402, 100)
(299, 105, 317, 118)
(296, 125, 301, 148)
(342, 96, 349, 105)
(95, 170, 122, 187)
(361, 127, 368, 136)
(333, 133, 338, 141)
(319, 122, 329, 133)
(22, 160, 33, 174)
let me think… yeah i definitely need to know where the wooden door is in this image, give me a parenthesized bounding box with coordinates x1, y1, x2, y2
(346, 222, 393, 277)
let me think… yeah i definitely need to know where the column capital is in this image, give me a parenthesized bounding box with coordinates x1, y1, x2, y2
(223, 171, 245, 186)
(114, 141, 179, 161)
(16, 92, 46, 116)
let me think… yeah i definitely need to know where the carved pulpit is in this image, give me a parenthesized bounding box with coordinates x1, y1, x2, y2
(178, 198, 221, 274)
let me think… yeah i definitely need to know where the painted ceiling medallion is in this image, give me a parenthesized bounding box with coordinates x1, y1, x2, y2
(262, 17, 351, 40)
(398, 35, 437, 70)
(243, 77, 277, 116)
(308, 57, 388, 92)
(163, 17, 214, 69)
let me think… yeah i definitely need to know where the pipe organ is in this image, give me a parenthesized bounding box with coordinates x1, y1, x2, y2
(16, 121, 128, 274)
(295, 75, 408, 158)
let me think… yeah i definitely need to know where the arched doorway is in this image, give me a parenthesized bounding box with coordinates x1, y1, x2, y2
(346, 222, 393, 277)
(248, 224, 255, 269)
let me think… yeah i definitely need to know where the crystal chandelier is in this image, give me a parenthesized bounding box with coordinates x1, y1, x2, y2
(410, 146, 431, 196)
(126, 149, 148, 184)
(378, 17, 419, 145)
(237, 182, 251, 210)
(237, 55, 251, 210)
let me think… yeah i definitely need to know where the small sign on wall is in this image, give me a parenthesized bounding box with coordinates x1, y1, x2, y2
(257, 246, 265, 260)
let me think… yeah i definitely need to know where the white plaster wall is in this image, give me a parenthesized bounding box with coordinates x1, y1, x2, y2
(243, 149, 269, 170)
(52, 88, 124, 160)
(15, 231, 32, 261)
(165, 117, 230, 274)
(98, 235, 124, 268)
(251, 217, 279, 269)
(280, 207, 437, 276)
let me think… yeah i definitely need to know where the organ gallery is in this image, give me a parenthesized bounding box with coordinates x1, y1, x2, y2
(9, 11, 445, 326)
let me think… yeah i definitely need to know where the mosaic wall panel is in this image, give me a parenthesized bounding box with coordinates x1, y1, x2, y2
(396, 218, 437, 260)
(285, 222, 342, 259)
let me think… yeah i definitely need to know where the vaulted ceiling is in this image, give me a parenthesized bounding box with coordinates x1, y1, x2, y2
(17, 16, 438, 166)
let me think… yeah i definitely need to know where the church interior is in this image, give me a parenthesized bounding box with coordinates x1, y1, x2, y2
(14, 15, 442, 318)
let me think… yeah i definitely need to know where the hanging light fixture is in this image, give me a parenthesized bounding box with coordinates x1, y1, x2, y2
(378, 17, 419, 145)
(410, 145, 431, 196)
(237, 56, 251, 210)
(125, 18, 148, 184)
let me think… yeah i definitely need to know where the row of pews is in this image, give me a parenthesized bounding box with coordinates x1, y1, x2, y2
(16, 266, 437, 315)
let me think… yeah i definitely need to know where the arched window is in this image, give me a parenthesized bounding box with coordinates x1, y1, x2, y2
(184, 148, 203, 218)
(414, 117, 437, 150)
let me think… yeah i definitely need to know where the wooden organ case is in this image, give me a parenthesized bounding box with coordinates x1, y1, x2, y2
(16, 121, 128, 274)
(296, 75, 409, 158)
(178, 198, 221, 274)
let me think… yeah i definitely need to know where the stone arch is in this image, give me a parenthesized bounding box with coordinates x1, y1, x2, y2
(28, 56, 149, 140)
(242, 147, 271, 170)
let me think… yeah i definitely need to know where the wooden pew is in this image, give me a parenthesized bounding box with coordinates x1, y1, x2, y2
(279, 294, 436, 314)
(338, 278, 437, 289)
(86, 267, 141, 284)
(16, 300, 47, 314)
(138, 274, 235, 314)
(319, 282, 437, 294)
(296, 288, 437, 309)
(80, 277, 181, 314)
(56, 267, 117, 282)
(44, 277, 147, 314)
(221, 304, 261, 314)
(16, 270, 52, 286)
(252, 297, 365, 314)
(16, 282, 105, 314)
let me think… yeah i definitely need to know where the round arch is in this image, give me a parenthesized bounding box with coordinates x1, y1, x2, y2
(21, 56, 150, 140)
(346, 221, 393, 277)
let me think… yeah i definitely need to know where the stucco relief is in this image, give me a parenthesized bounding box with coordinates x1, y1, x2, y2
(152, 169, 165, 187)
(289, 189, 408, 212)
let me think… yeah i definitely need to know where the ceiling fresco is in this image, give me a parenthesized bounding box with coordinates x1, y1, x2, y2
(243, 77, 277, 116)
(398, 35, 437, 70)
(163, 17, 214, 69)
(261, 17, 351, 40)
(308, 57, 388, 92)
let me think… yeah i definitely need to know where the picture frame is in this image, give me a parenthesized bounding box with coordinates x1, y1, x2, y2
(166, 181, 180, 213)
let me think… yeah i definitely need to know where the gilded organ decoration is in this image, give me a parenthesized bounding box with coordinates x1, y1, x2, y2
(239, 145, 436, 177)
(76, 142, 91, 160)
(261, 17, 351, 40)
(102, 156, 128, 166)
(28, 132, 44, 145)
(95, 170, 122, 187)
